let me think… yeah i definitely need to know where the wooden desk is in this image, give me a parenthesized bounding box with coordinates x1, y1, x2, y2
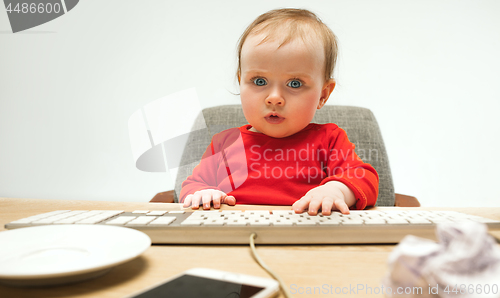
(1, 197, 499, 298)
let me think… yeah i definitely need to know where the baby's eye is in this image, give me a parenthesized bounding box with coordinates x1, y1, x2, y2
(253, 78, 267, 86)
(287, 80, 302, 88)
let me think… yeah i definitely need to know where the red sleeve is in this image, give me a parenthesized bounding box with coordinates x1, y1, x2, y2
(179, 128, 243, 203)
(319, 127, 379, 210)
(179, 141, 222, 203)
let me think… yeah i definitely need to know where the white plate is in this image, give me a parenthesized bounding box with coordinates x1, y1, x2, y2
(0, 225, 151, 286)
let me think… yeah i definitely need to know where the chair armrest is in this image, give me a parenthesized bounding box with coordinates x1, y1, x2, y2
(394, 193, 420, 207)
(150, 190, 176, 203)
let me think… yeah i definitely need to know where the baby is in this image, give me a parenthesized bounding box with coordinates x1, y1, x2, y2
(181, 8, 379, 215)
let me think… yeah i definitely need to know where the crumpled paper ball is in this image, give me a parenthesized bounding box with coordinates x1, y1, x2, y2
(383, 222, 500, 298)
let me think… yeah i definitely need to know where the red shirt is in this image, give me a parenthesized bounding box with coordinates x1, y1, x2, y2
(180, 123, 379, 209)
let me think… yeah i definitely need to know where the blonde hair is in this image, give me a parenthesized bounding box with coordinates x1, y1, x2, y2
(237, 8, 338, 83)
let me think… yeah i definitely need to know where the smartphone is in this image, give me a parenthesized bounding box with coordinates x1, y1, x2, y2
(126, 268, 280, 298)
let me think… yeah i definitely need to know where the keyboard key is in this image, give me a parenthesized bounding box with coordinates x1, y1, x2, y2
(33, 211, 88, 224)
(250, 220, 271, 226)
(149, 217, 176, 225)
(148, 211, 168, 216)
(341, 220, 364, 225)
(181, 220, 203, 226)
(307, 216, 324, 222)
(187, 213, 206, 218)
(272, 210, 294, 216)
(54, 214, 93, 224)
(340, 214, 362, 220)
(244, 211, 270, 216)
(319, 220, 341, 225)
(220, 211, 242, 215)
(227, 221, 248, 226)
(429, 218, 453, 223)
(386, 219, 409, 224)
(11, 210, 73, 224)
(204, 221, 225, 226)
(319, 214, 341, 221)
(348, 211, 370, 216)
(364, 219, 387, 225)
(76, 214, 117, 224)
(103, 210, 125, 217)
(127, 216, 157, 226)
(273, 220, 294, 226)
(105, 216, 137, 225)
(407, 218, 432, 224)
(297, 221, 317, 226)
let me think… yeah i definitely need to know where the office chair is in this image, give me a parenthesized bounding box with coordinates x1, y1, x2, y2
(150, 105, 419, 207)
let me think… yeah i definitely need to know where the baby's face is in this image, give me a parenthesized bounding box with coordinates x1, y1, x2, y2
(239, 33, 333, 138)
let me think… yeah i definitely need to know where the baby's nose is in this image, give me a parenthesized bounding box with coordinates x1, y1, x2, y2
(266, 95, 284, 106)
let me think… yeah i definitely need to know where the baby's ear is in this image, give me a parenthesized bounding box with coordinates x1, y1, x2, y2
(318, 79, 336, 109)
(317, 97, 328, 109)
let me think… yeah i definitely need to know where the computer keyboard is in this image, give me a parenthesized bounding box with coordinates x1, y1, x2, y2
(5, 209, 500, 244)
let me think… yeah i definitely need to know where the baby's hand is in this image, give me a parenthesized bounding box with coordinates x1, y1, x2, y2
(182, 189, 236, 210)
(292, 181, 355, 215)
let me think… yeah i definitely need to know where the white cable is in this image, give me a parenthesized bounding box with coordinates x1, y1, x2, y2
(249, 233, 293, 298)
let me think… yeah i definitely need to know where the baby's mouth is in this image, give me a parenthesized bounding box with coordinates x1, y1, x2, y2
(265, 114, 285, 124)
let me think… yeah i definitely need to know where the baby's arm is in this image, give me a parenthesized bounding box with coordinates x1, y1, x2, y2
(292, 181, 355, 215)
(293, 126, 379, 215)
(181, 161, 237, 210)
(182, 189, 236, 210)
(179, 141, 225, 209)
(180, 129, 243, 209)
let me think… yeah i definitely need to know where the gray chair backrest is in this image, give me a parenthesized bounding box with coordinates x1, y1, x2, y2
(174, 105, 395, 206)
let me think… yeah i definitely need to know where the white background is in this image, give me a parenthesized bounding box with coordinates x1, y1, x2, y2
(1, 0, 499, 207)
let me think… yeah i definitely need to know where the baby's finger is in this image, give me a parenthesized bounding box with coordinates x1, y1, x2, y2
(212, 191, 223, 209)
(334, 198, 350, 215)
(307, 197, 323, 216)
(183, 194, 193, 208)
(292, 196, 311, 214)
(321, 197, 335, 215)
(201, 191, 213, 210)
(190, 193, 202, 209)
(222, 195, 236, 206)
